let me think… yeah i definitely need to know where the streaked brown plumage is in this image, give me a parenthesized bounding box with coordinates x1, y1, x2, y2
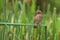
(34, 10, 42, 28)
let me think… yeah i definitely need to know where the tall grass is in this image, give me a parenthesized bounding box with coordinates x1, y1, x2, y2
(0, 0, 60, 40)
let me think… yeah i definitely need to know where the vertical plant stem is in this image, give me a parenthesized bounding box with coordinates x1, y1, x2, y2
(4, 0, 6, 21)
(38, 26, 41, 40)
(45, 26, 47, 40)
(2, 0, 7, 40)
(58, 31, 60, 40)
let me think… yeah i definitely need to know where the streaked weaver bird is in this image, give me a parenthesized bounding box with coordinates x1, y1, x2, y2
(34, 10, 43, 29)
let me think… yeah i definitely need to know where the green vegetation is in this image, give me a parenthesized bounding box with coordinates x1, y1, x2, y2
(0, 0, 60, 40)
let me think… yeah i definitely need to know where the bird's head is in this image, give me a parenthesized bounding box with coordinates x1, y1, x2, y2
(36, 10, 42, 15)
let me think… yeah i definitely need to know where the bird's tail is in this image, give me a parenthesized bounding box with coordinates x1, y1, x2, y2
(34, 24, 37, 29)
(34, 25, 37, 28)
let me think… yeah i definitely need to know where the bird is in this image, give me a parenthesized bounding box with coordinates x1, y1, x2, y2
(34, 10, 43, 29)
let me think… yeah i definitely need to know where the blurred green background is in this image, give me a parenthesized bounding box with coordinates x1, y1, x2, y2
(0, 0, 60, 40)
